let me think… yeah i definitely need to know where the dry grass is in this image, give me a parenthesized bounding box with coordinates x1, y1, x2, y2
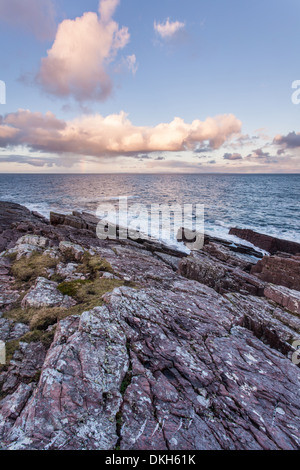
(11, 252, 59, 284)
(5, 278, 134, 331)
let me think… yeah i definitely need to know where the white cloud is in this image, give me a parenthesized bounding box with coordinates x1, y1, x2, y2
(124, 54, 138, 75)
(154, 18, 186, 39)
(37, 0, 131, 102)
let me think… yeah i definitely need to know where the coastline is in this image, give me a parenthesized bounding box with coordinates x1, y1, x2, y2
(0, 201, 299, 450)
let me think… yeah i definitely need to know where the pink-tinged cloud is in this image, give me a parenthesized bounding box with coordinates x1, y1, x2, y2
(154, 18, 186, 39)
(223, 152, 243, 160)
(274, 132, 300, 149)
(0, 0, 56, 41)
(37, 0, 130, 102)
(0, 109, 242, 157)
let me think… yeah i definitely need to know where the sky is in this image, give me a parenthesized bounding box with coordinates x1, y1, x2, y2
(0, 0, 299, 173)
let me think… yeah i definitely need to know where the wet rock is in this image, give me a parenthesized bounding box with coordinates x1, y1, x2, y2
(21, 277, 76, 309)
(230, 228, 300, 255)
(264, 284, 300, 315)
(177, 228, 263, 259)
(177, 227, 204, 251)
(203, 242, 255, 270)
(251, 255, 300, 291)
(31, 211, 49, 225)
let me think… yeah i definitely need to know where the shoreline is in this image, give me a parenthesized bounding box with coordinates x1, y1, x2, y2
(2, 196, 299, 255)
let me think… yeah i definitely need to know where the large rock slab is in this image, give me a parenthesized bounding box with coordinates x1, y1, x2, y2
(1, 283, 300, 450)
(225, 292, 300, 358)
(264, 284, 300, 315)
(230, 228, 300, 255)
(178, 252, 265, 296)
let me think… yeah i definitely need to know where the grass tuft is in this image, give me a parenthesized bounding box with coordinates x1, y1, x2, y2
(11, 252, 59, 284)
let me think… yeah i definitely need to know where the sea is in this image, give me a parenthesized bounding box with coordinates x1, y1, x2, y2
(0, 173, 299, 252)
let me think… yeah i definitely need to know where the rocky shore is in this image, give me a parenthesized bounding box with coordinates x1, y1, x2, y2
(0, 201, 299, 450)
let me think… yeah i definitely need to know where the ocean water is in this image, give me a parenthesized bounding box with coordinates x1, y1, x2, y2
(0, 174, 299, 250)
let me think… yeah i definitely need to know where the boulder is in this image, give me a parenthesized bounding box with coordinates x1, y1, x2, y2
(251, 255, 300, 291)
(0, 202, 50, 252)
(0, 286, 20, 310)
(59, 241, 85, 262)
(0, 341, 47, 396)
(56, 262, 79, 280)
(0, 319, 29, 342)
(21, 277, 76, 309)
(8, 235, 49, 260)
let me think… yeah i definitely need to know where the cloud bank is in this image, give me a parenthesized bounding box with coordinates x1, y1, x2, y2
(0, 0, 56, 41)
(37, 0, 131, 102)
(0, 109, 242, 157)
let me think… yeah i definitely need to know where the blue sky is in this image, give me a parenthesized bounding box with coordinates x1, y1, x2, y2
(0, 0, 299, 173)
